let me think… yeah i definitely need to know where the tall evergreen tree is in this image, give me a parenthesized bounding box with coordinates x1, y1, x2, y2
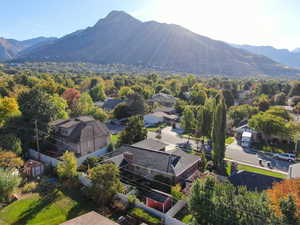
(211, 94, 226, 174)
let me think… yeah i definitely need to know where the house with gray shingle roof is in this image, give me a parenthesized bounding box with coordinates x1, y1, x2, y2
(50, 116, 110, 156)
(106, 145, 201, 185)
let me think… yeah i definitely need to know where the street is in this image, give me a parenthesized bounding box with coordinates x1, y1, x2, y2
(148, 126, 292, 173)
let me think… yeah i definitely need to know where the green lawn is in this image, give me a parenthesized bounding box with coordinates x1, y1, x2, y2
(0, 189, 95, 225)
(237, 164, 287, 179)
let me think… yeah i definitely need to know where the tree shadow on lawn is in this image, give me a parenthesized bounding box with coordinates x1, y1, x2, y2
(12, 190, 59, 225)
(60, 188, 96, 220)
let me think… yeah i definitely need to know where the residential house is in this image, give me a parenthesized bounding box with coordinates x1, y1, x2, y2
(23, 159, 44, 177)
(50, 116, 110, 156)
(148, 93, 176, 107)
(106, 145, 201, 185)
(60, 211, 118, 225)
(144, 112, 178, 127)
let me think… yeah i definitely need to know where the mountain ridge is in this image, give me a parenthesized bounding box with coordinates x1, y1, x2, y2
(233, 44, 300, 70)
(10, 11, 300, 77)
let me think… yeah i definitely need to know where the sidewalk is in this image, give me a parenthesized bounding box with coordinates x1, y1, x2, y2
(225, 158, 288, 175)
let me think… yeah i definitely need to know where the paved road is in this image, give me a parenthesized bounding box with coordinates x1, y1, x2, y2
(225, 141, 292, 172)
(149, 126, 292, 173)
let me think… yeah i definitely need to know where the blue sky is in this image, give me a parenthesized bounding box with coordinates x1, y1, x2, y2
(1, 0, 299, 50)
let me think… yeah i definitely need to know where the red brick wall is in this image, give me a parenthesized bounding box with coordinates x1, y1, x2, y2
(146, 197, 172, 212)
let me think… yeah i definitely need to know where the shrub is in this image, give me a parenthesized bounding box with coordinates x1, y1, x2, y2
(130, 208, 161, 225)
(22, 182, 38, 193)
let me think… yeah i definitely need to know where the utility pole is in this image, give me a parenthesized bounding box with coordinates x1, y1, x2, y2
(34, 120, 41, 160)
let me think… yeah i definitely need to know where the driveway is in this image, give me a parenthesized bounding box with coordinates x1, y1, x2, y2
(226, 141, 292, 172)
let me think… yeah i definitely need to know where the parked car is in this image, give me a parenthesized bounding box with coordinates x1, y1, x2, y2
(274, 153, 296, 162)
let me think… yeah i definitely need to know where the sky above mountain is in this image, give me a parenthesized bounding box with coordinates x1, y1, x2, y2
(1, 0, 299, 50)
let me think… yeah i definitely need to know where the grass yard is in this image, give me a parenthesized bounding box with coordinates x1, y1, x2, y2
(0, 189, 95, 225)
(237, 164, 287, 179)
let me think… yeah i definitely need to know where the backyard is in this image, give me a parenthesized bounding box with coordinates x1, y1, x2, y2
(0, 189, 95, 225)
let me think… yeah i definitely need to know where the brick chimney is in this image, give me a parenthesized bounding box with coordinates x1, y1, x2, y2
(123, 152, 134, 163)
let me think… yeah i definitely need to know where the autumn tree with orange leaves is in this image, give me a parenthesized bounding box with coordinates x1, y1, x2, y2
(62, 88, 81, 114)
(267, 179, 300, 219)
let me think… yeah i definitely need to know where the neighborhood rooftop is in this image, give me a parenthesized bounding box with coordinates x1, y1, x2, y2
(60, 211, 118, 225)
(131, 138, 168, 151)
(107, 145, 201, 176)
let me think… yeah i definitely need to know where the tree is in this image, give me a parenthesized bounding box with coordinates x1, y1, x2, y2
(222, 89, 235, 108)
(189, 177, 279, 225)
(89, 84, 106, 102)
(273, 92, 286, 105)
(62, 88, 81, 112)
(254, 94, 270, 111)
(119, 116, 147, 145)
(0, 97, 21, 126)
(267, 179, 300, 219)
(280, 195, 299, 225)
(73, 92, 94, 116)
(190, 86, 207, 105)
(249, 112, 288, 142)
(57, 152, 78, 181)
(180, 107, 195, 133)
(18, 88, 68, 124)
(0, 134, 23, 155)
(118, 86, 134, 99)
(228, 104, 258, 127)
(90, 163, 124, 206)
(0, 151, 24, 169)
(211, 96, 226, 174)
(0, 168, 21, 201)
(266, 106, 291, 121)
(171, 184, 184, 200)
(288, 81, 300, 97)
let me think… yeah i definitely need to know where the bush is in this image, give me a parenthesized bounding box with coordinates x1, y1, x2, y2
(130, 208, 161, 225)
(22, 182, 38, 193)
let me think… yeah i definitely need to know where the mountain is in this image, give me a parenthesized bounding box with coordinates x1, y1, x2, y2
(293, 48, 300, 53)
(0, 37, 57, 61)
(233, 44, 300, 70)
(15, 11, 300, 77)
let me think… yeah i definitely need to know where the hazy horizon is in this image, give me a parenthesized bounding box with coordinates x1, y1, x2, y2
(1, 0, 299, 50)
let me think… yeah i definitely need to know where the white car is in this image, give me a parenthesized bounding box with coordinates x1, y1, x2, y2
(274, 153, 296, 162)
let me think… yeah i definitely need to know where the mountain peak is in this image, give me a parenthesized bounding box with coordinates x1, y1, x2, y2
(97, 10, 141, 24)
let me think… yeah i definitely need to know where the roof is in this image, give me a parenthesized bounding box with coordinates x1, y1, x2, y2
(144, 190, 172, 203)
(229, 171, 282, 191)
(102, 98, 127, 110)
(24, 159, 43, 168)
(146, 112, 178, 120)
(149, 93, 176, 106)
(131, 139, 168, 151)
(107, 145, 201, 176)
(60, 211, 118, 225)
(50, 116, 110, 143)
(154, 106, 176, 114)
(288, 163, 300, 179)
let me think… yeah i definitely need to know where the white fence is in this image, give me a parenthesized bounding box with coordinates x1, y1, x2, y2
(29, 149, 60, 167)
(29, 147, 108, 167)
(77, 147, 108, 165)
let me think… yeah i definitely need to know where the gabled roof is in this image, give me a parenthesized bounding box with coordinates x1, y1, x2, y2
(60, 211, 118, 225)
(108, 145, 200, 176)
(131, 139, 168, 151)
(50, 116, 110, 143)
